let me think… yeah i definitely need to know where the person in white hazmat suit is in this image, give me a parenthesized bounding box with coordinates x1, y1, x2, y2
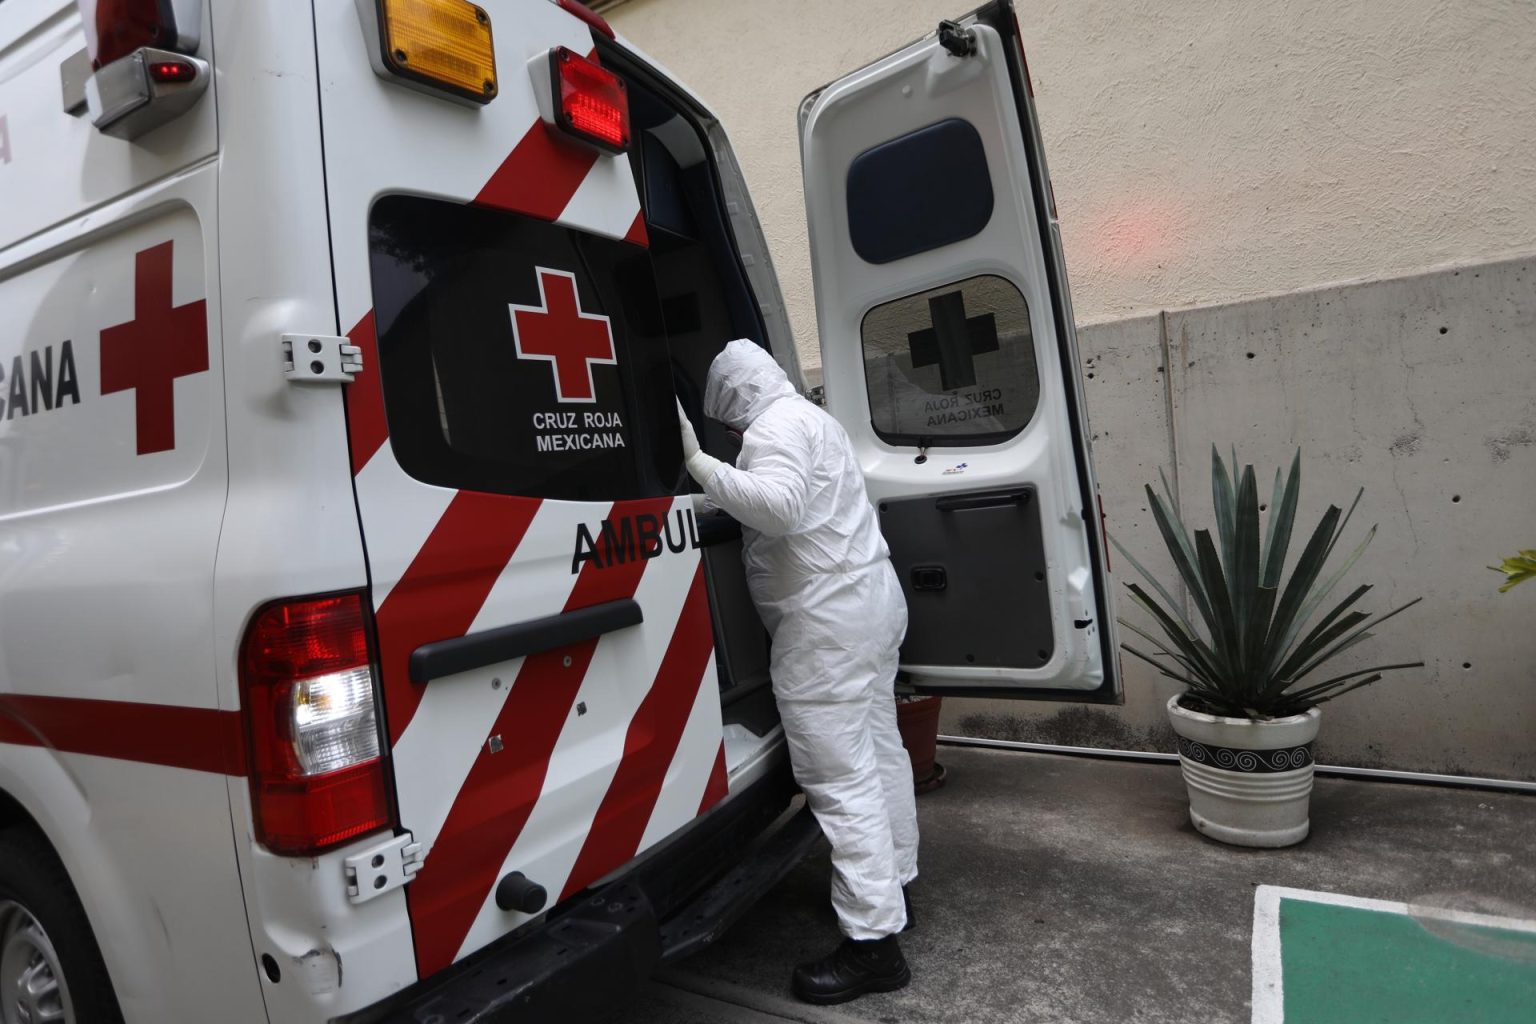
(677, 339, 919, 1005)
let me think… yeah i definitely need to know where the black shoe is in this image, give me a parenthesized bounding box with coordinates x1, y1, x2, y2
(902, 885, 916, 932)
(791, 935, 911, 1005)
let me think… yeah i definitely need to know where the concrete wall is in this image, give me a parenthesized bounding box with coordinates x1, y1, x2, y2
(949, 256, 1536, 781)
(606, 0, 1536, 779)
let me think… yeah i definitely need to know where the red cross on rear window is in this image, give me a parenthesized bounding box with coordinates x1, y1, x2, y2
(99, 240, 209, 455)
(508, 267, 617, 404)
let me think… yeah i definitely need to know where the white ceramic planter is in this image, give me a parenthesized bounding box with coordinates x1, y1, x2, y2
(1165, 696, 1322, 848)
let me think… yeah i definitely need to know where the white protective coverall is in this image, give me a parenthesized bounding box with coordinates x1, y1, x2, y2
(682, 339, 918, 939)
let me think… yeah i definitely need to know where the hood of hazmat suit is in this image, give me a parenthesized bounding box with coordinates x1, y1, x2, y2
(697, 339, 917, 939)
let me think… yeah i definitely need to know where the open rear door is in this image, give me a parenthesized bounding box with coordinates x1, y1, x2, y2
(800, 1, 1119, 700)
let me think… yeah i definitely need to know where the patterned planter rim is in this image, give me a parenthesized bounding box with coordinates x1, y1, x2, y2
(1165, 694, 1317, 730)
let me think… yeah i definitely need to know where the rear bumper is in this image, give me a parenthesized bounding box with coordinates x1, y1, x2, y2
(340, 757, 814, 1024)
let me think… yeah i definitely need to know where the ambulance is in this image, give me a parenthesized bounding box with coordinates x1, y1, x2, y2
(0, 0, 1117, 1020)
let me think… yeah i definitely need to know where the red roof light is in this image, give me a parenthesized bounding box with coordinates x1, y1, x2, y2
(551, 47, 629, 153)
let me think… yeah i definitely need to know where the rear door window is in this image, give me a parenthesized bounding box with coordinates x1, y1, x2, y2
(367, 195, 680, 501)
(860, 273, 1040, 443)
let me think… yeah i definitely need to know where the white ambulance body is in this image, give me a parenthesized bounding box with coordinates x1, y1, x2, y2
(0, 0, 1116, 1020)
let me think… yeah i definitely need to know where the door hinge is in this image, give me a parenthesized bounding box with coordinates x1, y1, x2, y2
(343, 832, 423, 904)
(283, 333, 363, 384)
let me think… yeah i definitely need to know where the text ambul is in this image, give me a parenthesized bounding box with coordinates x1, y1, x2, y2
(572, 507, 700, 574)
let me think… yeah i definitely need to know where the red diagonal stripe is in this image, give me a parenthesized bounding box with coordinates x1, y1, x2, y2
(698, 742, 728, 817)
(561, 562, 715, 900)
(342, 311, 387, 476)
(375, 491, 541, 746)
(623, 210, 649, 248)
(0, 695, 246, 776)
(407, 497, 674, 976)
(475, 121, 600, 221)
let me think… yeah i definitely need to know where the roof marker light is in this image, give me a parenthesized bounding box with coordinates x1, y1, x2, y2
(549, 46, 629, 153)
(364, 0, 499, 105)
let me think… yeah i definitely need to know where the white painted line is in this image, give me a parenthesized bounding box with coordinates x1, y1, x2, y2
(1250, 885, 1536, 1023)
(1250, 887, 1286, 1024)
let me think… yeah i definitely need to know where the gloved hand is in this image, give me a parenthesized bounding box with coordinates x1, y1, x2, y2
(677, 399, 701, 459)
(677, 400, 723, 486)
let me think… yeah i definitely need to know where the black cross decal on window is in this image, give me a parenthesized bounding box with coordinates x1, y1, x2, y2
(906, 290, 998, 391)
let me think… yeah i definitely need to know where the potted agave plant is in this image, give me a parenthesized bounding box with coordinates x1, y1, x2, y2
(1113, 448, 1422, 848)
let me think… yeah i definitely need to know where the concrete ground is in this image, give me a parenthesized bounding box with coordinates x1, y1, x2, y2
(620, 744, 1536, 1023)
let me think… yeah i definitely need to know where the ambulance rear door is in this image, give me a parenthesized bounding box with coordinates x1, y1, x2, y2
(800, 0, 1119, 701)
(312, 0, 729, 978)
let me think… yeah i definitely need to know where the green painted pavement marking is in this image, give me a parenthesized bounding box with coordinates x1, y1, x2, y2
(1253, 886, 1536, 1024)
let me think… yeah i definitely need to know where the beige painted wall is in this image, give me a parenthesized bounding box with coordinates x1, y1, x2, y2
(608, 0, 1536, 780)
(607, 0, 1536, 371)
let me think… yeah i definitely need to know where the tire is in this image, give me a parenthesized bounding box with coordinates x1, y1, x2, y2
(0, 826, 123, 1024)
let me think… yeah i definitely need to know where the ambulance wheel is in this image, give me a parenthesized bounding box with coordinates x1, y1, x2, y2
(0, 827, 123, 1024)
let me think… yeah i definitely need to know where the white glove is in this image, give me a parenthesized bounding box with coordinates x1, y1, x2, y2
(676, 400, 723, 486)
(677, 399, 701, 459)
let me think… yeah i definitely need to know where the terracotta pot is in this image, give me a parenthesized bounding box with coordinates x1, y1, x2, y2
(896, 696, 944, 792)
(1166, 695, 1321, 848)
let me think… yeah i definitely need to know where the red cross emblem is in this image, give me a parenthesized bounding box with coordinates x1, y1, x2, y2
(99, 240, 209, 455)
(508, 267, 616, 404)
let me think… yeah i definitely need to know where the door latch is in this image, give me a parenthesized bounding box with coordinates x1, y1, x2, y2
(343, 832, 423, 904)
(283, 334, 363, 384)
(911, 566, 948, 592)
(938, 21, 977, 57)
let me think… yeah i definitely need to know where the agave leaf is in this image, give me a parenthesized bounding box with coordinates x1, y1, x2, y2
(1324, 486, 1365, 564)
(1243, 584, 1281, 697)
(1230, 464, 1262, 680)
(1119, 619, 1218, 685)
(1123, 584, 1225, 680)
(1211, 446, 1237, 577)
(1158, 465, 1181, 518)
(1145, 486, 1220, 641)
(1261, 465, 1283, 573)
(1269, 525, 1378, 676)
(1194, 529, 1240, 675)
(1109, 533, 1201, 640)
(1259, 504, 1342, 677)
(1303, 674, 1385, 707)
(1272, 610, 1370, 687)
(1281, 662, 1424, 705)
(1121, 644, 1204, 688)
(1269, 583, 1373, 685)
(1288, 598, 1424, 684)
(1275, 672, 1394, 714)
(1261, 450, 1302, 587)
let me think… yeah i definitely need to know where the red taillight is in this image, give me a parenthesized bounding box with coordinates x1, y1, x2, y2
(148, 60, 196, 83)
(554, 0, 615, 39)
(240, 593, 393, 856)
(550, 47, 629, 153)
(82, 0, 178, 70)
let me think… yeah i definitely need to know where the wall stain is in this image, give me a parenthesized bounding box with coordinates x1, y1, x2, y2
(1485, 425, 1534, 463)
(956, 706, 1177, 753)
